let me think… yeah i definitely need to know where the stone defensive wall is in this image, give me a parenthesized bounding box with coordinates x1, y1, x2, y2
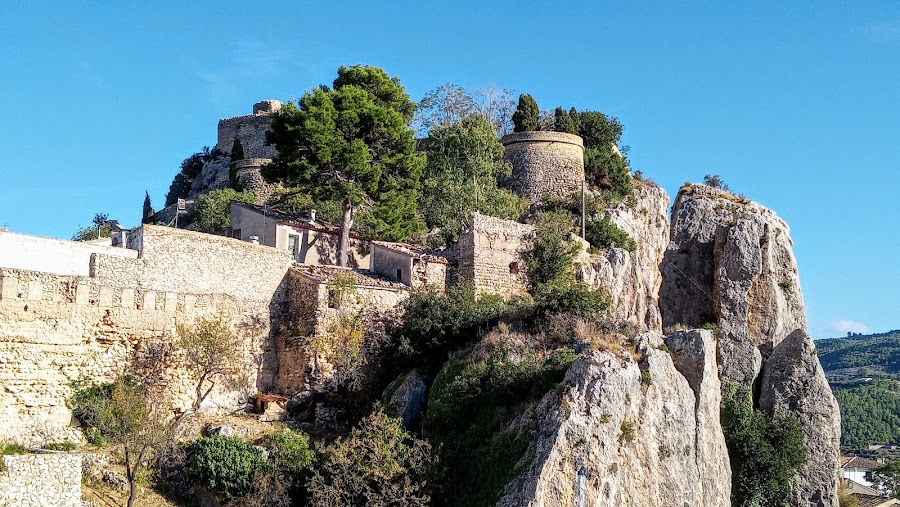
(0, 229, 137, 276)
(0, 453, 82, 507)
(215, 100, 283, 159)
(501, 131, 585, 200)
(0, 225, 295, 445)
(455, 213, 534, 298)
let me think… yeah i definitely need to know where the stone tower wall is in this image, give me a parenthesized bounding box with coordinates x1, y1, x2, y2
(235, 158, 279, 202)
(501, 131, 585, 200)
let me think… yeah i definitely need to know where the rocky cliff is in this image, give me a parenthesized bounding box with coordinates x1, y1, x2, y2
(659, 183, 840, 507)
(499, 330, 730, 507)
(577, 182, 670, 333)
(503, 183, 840, 507)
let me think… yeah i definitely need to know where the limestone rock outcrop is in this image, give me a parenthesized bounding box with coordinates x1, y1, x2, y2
(578, 182, 670, 332)
(760, 329, 841, 507)
(384, 370, 428, 430)
(659, 184, 807, 384)
(659, 184, 840, 506)
(499, 332, 730, 507)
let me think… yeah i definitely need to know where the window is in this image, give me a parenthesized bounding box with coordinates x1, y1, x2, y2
(232, 229, 242, 240)
(287, 234, 299, 254)
(396, 268, 403, 281)
(509, 261, 520, 274)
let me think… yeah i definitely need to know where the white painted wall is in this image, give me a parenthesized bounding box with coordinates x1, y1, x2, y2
(0, 230, 138, 276)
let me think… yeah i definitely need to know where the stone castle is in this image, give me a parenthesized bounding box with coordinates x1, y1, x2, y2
(0, 101, 842, 507)
(0, 100, 590, 447)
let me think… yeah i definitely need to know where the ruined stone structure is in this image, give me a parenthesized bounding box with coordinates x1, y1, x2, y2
(0, 454, 83, 507)
(455, 213, 535, 297)
(216, 100, 282, 159)
(502, 131, 585, 200)
(371, 241, 450, 289)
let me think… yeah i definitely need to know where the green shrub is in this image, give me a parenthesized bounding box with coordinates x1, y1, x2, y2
(1, 442, 26, 455)
(263, 429, 314, 483)
(425, 350, 576, 506)
(185, 435, 270, 498)
(584, 146, 632, 202)
(309, 408, 436, 507)
(42, 442, 77, 451)
(388, 283, 508, 374)
(532, 279, 611, 325)
(528, 211, 580, 286)
(192, 188, 257, 233)
(721, 383, 807, 506)
(619, 420, 635, 444)
(585, 216, 636, 253)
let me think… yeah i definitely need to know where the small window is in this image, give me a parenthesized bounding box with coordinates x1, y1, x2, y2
(287, 234, 299, 254)
(232, 229, 242, 240)
(509, 261, 520, 274)
(396, 268, 403, 281)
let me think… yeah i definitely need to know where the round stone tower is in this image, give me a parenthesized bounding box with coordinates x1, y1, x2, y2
(501, 131, 585, 200)
(234, 158, 279, 202)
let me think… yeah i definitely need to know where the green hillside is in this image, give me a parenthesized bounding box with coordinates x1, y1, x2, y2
(818, 330, 900, 373)
(817, 330, 900, 452)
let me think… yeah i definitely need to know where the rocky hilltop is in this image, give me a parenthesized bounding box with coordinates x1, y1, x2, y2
(499, 183, 840, 506)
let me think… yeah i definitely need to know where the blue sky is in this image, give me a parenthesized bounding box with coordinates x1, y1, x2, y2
(0, 1, 897, 338)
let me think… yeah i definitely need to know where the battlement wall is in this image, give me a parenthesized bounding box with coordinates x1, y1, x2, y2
(501, 131, 585, 200)
(0, 225, 296, 445)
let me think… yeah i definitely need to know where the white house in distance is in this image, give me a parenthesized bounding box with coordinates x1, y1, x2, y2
(840, 456, 880, 487)
(229, 202, 371, 269)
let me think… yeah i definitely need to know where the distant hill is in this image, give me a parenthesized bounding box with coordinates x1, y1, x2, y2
(818, 329, 900, 374)
(817, 330, 900, 452)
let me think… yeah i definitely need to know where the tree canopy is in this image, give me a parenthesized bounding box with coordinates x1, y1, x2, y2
(420, 114, 527, 245)
(512, 94, 539, 132)
(264, 65, 425, 263)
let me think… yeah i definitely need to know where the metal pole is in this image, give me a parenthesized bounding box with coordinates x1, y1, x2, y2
(581, 178, 586, 239)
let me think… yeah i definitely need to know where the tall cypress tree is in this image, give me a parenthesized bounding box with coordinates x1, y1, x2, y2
(512, 94, 539, 132)
(141, 191, 154, 224)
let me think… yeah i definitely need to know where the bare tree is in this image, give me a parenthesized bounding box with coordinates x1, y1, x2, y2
(414, 83, 517, 138)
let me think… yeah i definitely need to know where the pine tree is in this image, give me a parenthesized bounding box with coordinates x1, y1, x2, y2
(264, 65, 425, 266)
(141, 191, 154, 224)
(554, 107, 577, 134)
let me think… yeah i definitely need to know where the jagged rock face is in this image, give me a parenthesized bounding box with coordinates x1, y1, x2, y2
(760, 330, 841, 507)
(659, 184, 839, 506)
(189, 155, 232, 198)
(659, 184, 806, 384)
(578, 183, 670, 333)
(499, 332, 730, 507)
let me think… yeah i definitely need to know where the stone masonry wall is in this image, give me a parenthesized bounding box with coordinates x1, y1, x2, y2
(216, 114, 277, 159)
(456, 213, 534, 297)
(235, 158, 279, 202)
(0, 225, 295, 445)
(501, 131, 585, 200)
(276, 267, 408, 394)
(0, 454, 82, 507)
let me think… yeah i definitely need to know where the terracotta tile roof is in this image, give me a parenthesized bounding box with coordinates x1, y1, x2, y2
(291, 265, 407, 290)
(842, 456, 881, 469)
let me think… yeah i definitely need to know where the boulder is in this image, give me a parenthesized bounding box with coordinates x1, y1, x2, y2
(383, 370, 428, 430)
(759, 329, 841, 507)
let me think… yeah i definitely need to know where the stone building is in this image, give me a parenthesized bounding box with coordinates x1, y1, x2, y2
(216, 100, 282, 159)
(229, 202, 371, 269)
(371, 241, 450, 290)
(454, 213, 535, 297)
